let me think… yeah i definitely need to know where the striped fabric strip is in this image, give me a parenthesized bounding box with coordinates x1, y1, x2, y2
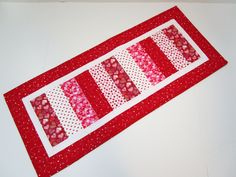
(102, 57, 140, 101)
(61, 78, 99, 128)
(45, 86, 84, 135)
(89, 63, 127, 109)
(114, 49, 152, 92)
(75, 71, 113, 119)
(162, 25, 200, 63)
(127, 42, 166, 85)
(140, 37, 177, 77)
(151, 31, 191, 70)
(30, 93, 68, 146)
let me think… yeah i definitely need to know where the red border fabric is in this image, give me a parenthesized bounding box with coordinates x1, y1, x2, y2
(4, 6, 227, 177)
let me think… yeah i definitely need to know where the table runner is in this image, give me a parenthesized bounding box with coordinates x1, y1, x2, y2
(4, 6, 227, 177)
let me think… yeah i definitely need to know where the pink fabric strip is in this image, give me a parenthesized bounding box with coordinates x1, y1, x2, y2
(127, 43, 165, 85)
(61, 78, 99, 128)
(162, 25, 200, 63)
(30, 93, 68, 146)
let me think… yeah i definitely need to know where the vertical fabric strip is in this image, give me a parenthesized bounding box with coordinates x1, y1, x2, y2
(45, 86, 84, 135)
(151, 31, 191, 70)
(75, 71, 113, 119)
(30, 93, 68, 147)
(89, 63, 126, 109)
(127, 42, 166, 85)
(162, 25, 200, 63)
(114, 49, 152, 92)
(61, 78, 99, 128)
(102, 57, 140, 101)
(140, 37, 177, 77)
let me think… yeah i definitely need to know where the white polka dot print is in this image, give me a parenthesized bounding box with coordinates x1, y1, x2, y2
(151, 31, 191, 70)
(114, 49, 152, 92)
(89, 63, 126, 109)
(46, 86, 84, 136)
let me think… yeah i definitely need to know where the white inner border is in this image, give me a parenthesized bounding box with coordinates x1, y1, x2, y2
(22, 19, 208, 157)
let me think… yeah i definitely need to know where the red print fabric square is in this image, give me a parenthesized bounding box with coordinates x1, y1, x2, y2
(4, 6, 227, 177)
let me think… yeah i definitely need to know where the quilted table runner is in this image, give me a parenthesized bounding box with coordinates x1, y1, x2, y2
(4, 6, 227, 177)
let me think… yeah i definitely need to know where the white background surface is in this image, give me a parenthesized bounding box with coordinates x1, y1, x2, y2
(0, 2, 235, 177)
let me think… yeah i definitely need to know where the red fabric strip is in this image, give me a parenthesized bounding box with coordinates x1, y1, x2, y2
(30, 93, 68, 146)
(75, 71, 113, 119)
(163, 25, 200, 62)
(102, 57, 140, 101)
(140, 37, 177, 77)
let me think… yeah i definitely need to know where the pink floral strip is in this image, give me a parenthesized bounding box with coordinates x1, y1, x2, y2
(127, 43, 165, 85)
(61, 78, 99, 128)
